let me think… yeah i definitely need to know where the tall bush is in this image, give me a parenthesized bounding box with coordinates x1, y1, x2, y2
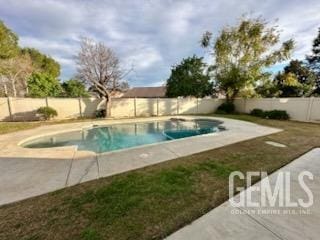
(201, 17, 294, 103)
(37, 106, 58, 120)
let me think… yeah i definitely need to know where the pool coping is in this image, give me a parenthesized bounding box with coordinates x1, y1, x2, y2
(0, 116, 282, 161)
(17, 117, 224, 153)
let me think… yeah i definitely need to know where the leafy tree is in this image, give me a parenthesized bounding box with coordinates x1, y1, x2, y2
(27, 72, 63, 97)
(274, 60, 316, 97)
(166, 56, 212, 97)
(255, 79, 280, 97)
(256, 60, 316, 97)
(0, 21, 19, 59)
(62, 79, 89, 97)
(0, 53, 33, 96)
(21, 48, 60, 78)
(201, 17, 294, 103)
(307, 28, 320, 95)
(238, 85, 260, 98)
(284, 60, 316, 84)
(273, 72, 303, 97)
(0, 21, 62, 97)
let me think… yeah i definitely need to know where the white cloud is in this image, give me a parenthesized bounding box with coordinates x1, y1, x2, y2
(124, 46, 163, 70)
(0, 0, 319, 86)
(19, 37, 78, 56)
(164, 2, 195, 36)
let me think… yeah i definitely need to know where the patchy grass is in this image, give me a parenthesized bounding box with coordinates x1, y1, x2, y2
(0, 118, 97, 135)
(0, 122, 42, 135)
(0, 115, 319, 240)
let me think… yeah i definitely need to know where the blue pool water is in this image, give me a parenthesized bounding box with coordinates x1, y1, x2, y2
(23, 119, 224, 153)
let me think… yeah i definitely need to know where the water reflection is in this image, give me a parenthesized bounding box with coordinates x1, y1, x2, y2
(23, 119, 223, 153)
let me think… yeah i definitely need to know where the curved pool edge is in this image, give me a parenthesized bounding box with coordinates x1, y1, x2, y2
(18, 117, 226, 154)
(0, 115, 282, 160)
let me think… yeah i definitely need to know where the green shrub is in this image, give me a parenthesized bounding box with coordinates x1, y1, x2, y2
(95, 109, 106, 118)
(216, 102, 235, 114)
(250, 108, 265, 117)
(36, 106, 58, 120)
(264, 110, 290, 120)
(249, 108, 289, 120)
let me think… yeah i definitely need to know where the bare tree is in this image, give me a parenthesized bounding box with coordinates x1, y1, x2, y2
(76, 37, 129, 117)
(0, 54, 33, 97)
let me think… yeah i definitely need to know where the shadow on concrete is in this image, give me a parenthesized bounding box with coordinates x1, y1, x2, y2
(3, 110, 40, 122)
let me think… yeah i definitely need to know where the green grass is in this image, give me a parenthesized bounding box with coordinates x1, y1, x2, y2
(0, 122, 42, 135)
(0, 118, 98, 135)
(0, 115, 319, 240)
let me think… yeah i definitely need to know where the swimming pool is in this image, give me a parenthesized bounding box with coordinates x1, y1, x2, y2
(22, 118, 224, 153)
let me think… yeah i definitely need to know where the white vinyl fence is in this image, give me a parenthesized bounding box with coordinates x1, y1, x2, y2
(234, 97, 320, 122)
(0, 97, 319, 122)
(0, 97, 101, 121)
(0, 97, 224, 121)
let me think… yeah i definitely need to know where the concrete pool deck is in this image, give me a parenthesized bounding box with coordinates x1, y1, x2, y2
(166, 148, 320, 240)
(0, 116, 281, 206)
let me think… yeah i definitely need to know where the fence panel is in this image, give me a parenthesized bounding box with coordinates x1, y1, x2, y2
(198, 98, 224, 114)
(244, 98, 273, 112)
(158, 98, 178, 116)
(135, 98, 157, 117)
(309, 98, 320, 122)
(81, 98, 102, 117)
(111, 98, 135, 117)
(0, 98, 10, 121)
(1, 96, 319, 123)
(178, 98, 197, 114)
(271, 98, 309, 121)
(10, 97, 46, 121)
(234, 97, 320, 122)
(48, 98, 80, 119)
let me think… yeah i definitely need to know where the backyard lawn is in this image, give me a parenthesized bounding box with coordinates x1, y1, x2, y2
(0, 115, 319, 240)
(0, 118, 100, 135)
(0, 121, 43, 135)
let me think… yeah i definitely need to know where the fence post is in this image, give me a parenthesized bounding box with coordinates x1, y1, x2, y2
(4, 84, 8, 96)
(78, 97, 83, 118)
(176, 98, 179, 115)
(7, 97, 13, 121)
(110, 98, 113, 117)
(157, 98, 159, 116)
(270, 98, 275, 111)
(196, 98, 199, 114)
(306, 97, 314, 122)
(134, 97, 137, 117)
(243, 98, 247, 113)
(45, 97, 49, 107)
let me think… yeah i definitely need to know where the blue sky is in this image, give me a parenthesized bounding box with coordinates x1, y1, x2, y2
(0, 0, 319, 87)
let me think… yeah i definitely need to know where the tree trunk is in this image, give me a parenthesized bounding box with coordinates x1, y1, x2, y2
(105, 95, 111, 118)
(24, 80, 29, 95)
(226, 94, 231, 103)
(11, 79, 17, 97)
(3, 84, 8, 97)
(226, 90, 239, 104)
(226, 92, 233, 104)
(230, 91, 238, 104)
